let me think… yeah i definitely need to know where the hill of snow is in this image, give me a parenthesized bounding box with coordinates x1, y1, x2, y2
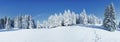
(0, 24, 120, 42)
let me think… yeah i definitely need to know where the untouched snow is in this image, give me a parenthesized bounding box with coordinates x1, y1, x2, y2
(0, 25, 120, 42)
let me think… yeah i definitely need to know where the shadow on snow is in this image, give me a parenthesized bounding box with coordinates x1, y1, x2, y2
(74, 24, 108, 31)
(0, 29, 20, 32)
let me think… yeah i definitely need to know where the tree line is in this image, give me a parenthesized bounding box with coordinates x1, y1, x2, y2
(0, 3, 118, 32)
(36, 9, 102, 28)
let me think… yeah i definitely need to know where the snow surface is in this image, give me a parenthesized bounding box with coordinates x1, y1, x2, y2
(0, 24, 120, 42)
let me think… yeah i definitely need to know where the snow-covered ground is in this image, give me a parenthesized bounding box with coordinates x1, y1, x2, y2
(0, 24, 120, 42)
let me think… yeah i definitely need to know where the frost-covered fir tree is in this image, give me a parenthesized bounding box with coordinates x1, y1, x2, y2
(80, 9, 88, 24)
(5, 17, 11, 30)
(48, 13, 63, 28)
(48, 15, 54, 28)
(76, 14, 80, 24)
(88, 14, 101, 24)
(53, 14, 59, 27)
(88, 15, 93, 24)
(71, 11, 77, 25)
(28, 16, 35, 29)
(103, 3, 116, 31)
(0, 19, 2, 28)
(21, 15, 28, 29)
(0, 18, 5, 29)
(63, 10, 73, 26)
(119, 22, 120, 28)
(58, 13, 64, 26)
(14, 16, 22, 28)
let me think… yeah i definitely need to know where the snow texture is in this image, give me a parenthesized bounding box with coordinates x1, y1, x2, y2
(0, 24, 120, 42)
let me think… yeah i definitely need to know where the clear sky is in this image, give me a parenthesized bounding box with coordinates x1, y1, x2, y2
(0, 0, 120, 22)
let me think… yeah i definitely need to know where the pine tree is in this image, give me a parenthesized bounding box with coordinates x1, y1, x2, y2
(28, 16, 35, 29)
(71, 11, 77, 25)
(80, 9, 88, 24)
(0, 18, 5, 29)
(119, 22, 120, 28)
(14, 16, 21, 28)
(48, 15, 54, 28)
(21, 15, 28, 29)
(5, 17, 11, 30)
(76, 14, 80, 24)
(88, 15, 93, 24)
(58, 13, 63, 26)
(103, 3, 116, 32)
(63, 10, 73, 26)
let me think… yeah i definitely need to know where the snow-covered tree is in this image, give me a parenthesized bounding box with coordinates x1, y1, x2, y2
(5, 17, 11, 30)
(0, 18, 5, 29)
(14, 15, 35, 29)
(48, 15, 54, 28)
(63, 10, 73, 26)
(119, 22, 120, 28)
(80, 9, 88, 24)
(88, 14, 102, 24)
(28, 16, 35, 29)
(47, 12, 64, 28)
(57, 13, 64, 26)
(21, 15, 29, 29)
(103, 3, 116, 31)
(71, 11, 77, 25)
(88, 15, 93, 24)
(14, 16, 22, 28)
(76, 14, 80, 24)
(53, 14, 59, 27)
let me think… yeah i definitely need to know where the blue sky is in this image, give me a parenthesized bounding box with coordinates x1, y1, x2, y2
(0, 0, 120, 22)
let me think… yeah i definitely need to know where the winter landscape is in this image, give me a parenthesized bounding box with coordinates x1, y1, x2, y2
(0, 0, 120, 42)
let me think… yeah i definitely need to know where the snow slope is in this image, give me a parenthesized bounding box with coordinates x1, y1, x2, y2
(0, 24, 120, 42)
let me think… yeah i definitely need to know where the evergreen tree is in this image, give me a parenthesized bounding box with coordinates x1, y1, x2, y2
(58, 13, 64, 26)
(76, 14, 80, 24)
(63, 10, 73, 26)
(28, 16, 35, 29)
(119, 22, 120, 28)
(5, 17, 11, 30)
(71, 11, 77, 25)
(0, 18, 5, 29)
(14, 16, 22, 28)
(103, 3, 116, 32)
(80, 9, 88, 24)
